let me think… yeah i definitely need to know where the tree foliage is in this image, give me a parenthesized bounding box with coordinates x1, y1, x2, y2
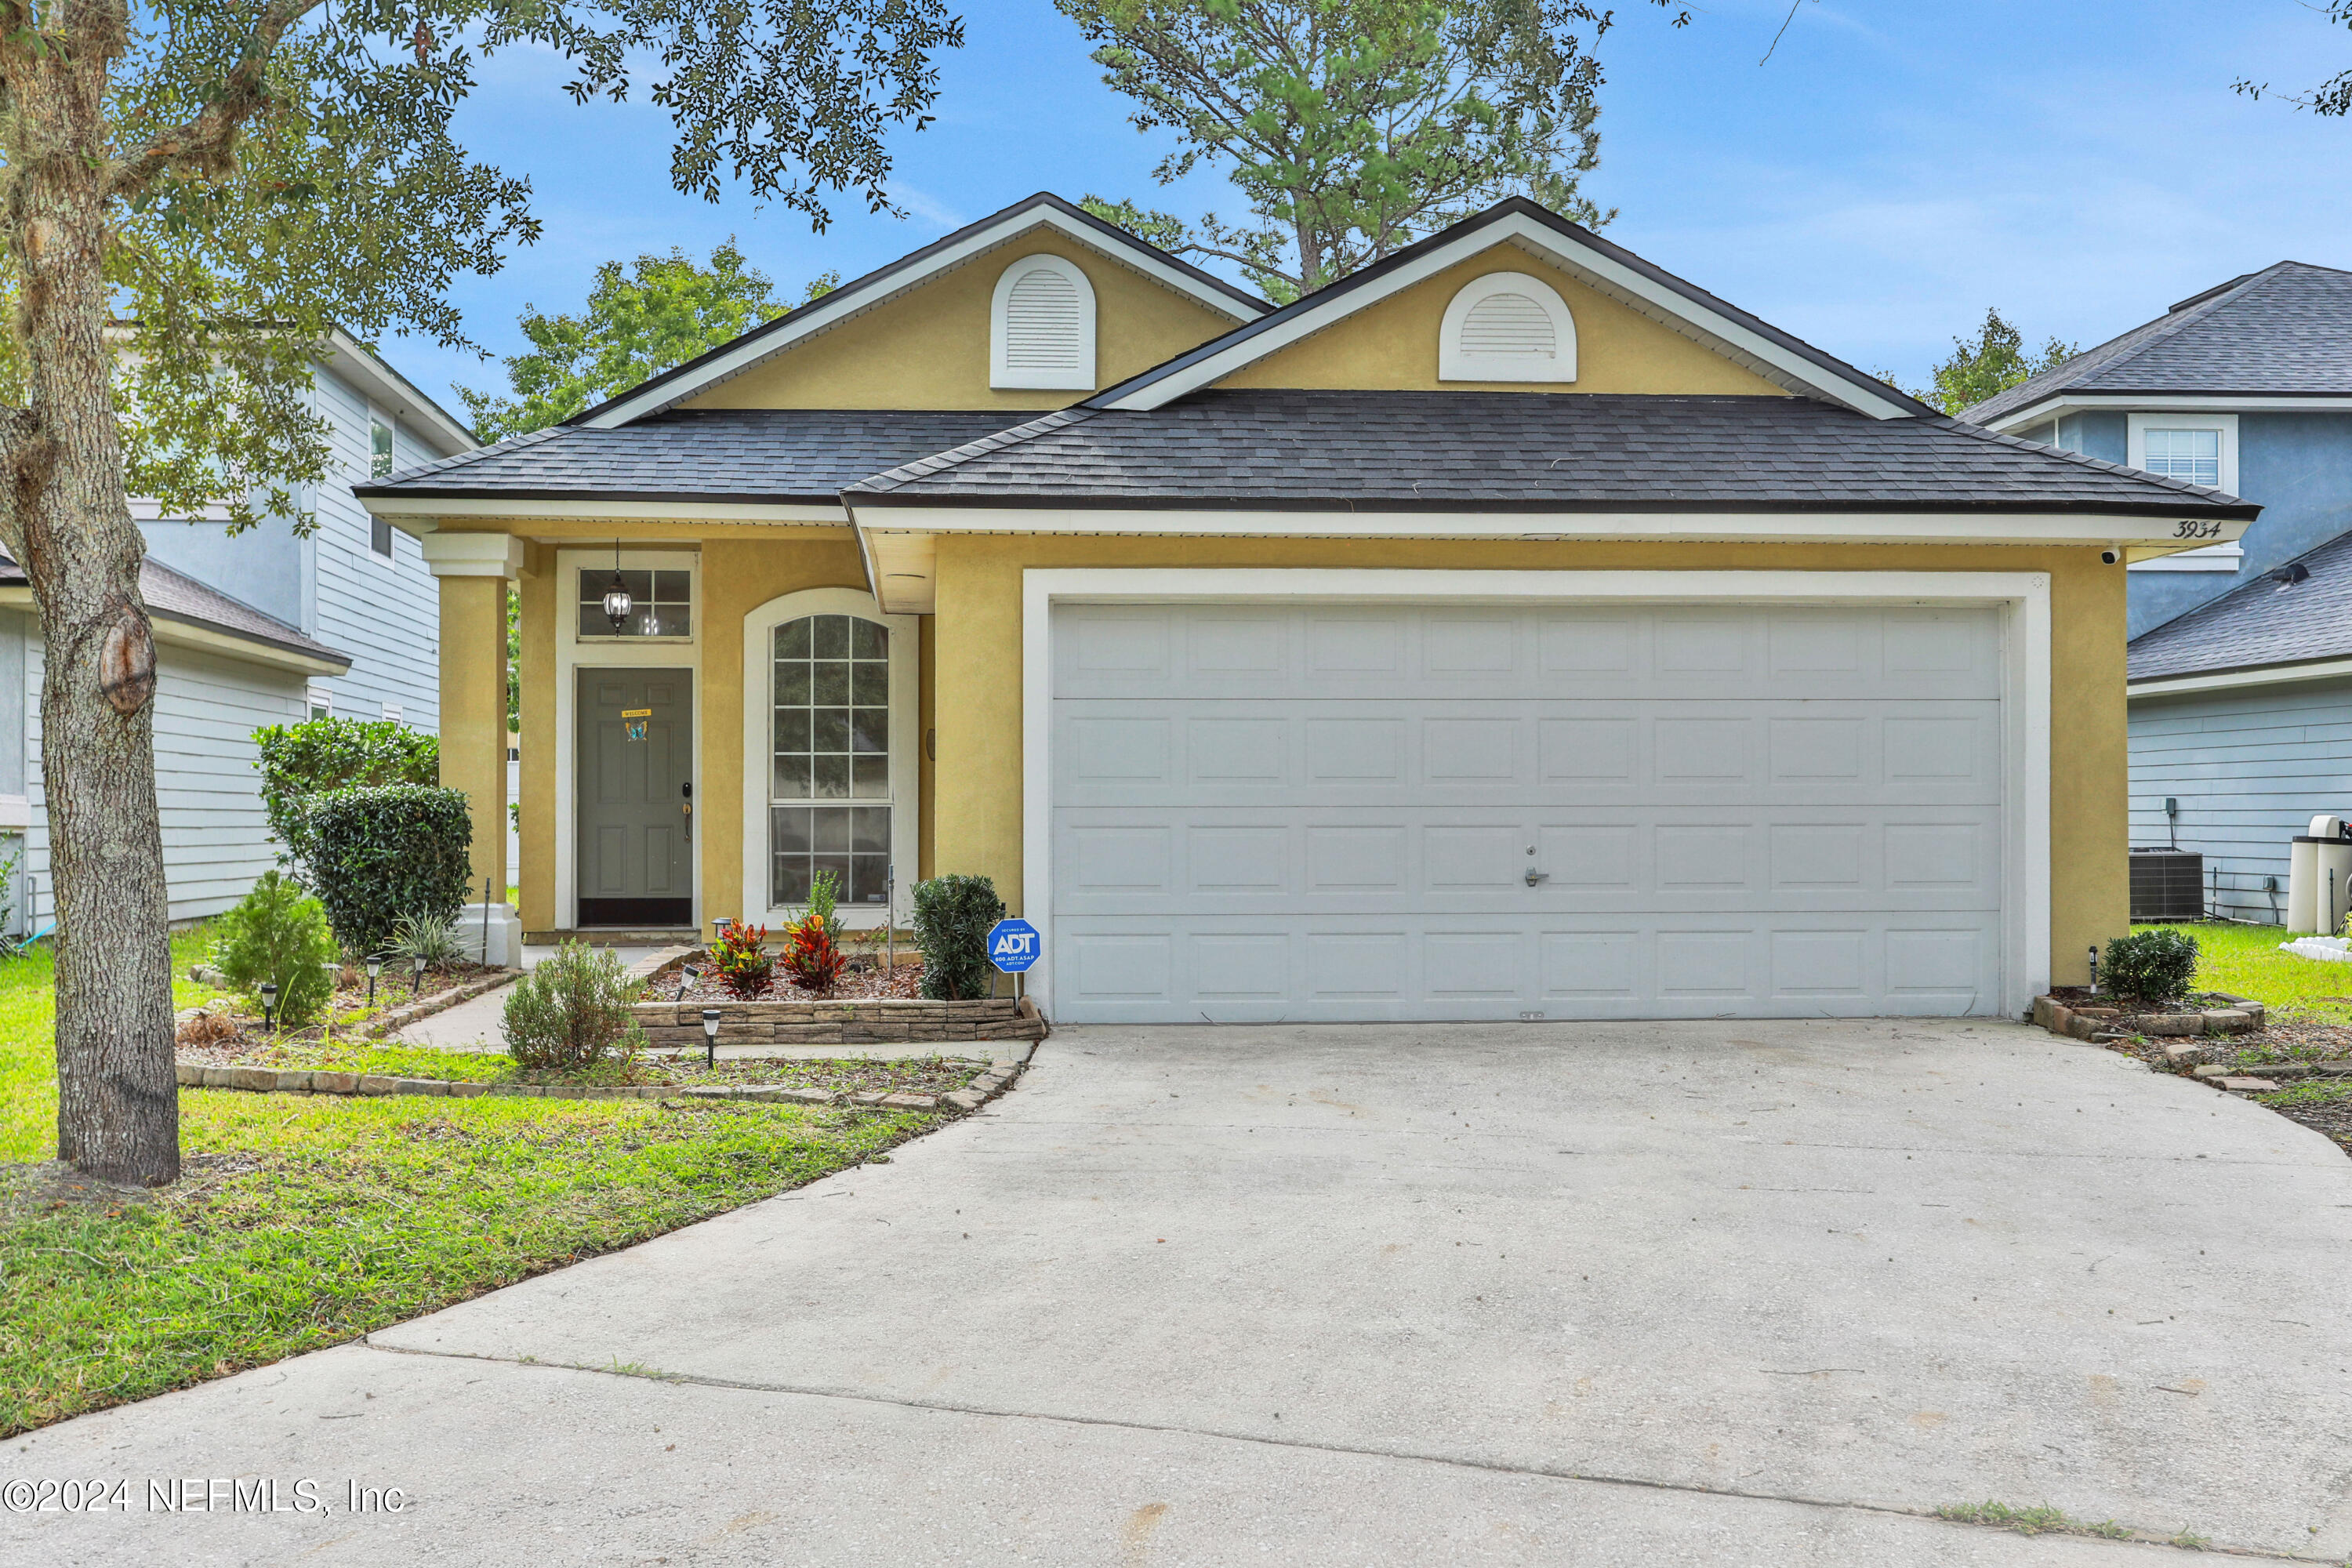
(1063, 0, 1686, 299)
(0, 0, 961, 1185)
(1922, 308, 2077, 417)
(459, 241, 840, 441)
(2235, 4, 2352, 118)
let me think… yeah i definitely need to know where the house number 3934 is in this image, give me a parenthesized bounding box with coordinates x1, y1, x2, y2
(2172, 520, 2223, 540)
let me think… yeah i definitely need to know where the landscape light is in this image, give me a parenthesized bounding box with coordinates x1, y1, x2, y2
(701, 1007, 721, 1070)
(258, 982, 279, 1033)
(365, 953, 384, 1008)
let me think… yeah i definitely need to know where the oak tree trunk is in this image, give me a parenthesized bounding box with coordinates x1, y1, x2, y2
(9, 33, 180, 1186)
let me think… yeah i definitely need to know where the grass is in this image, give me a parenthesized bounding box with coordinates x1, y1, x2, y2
(2131, 921, 2352, 1023)
(0, 926, 949, 1437)
(1935, 1501, 2131, 1541)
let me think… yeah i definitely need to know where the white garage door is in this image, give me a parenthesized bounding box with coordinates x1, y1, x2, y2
(1048, 602, 2005, 1023)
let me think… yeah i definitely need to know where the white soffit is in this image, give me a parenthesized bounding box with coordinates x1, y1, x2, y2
(583, 204, 1268, 430)
(1095, 212, 1917, 419)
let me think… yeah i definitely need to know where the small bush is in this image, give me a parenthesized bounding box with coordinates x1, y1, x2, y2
(782, 913, 846, 993)
(501, 941, 646, 1070)
(2103, 927, 2199, 1004)
(310, 784, 474, 957)
(386, 911, 466, 971)
(711, 923, 773, 999)
(253, 717, 438, 880)
(912, 875, 1004, 1000)
(212, 872, 339, 1026)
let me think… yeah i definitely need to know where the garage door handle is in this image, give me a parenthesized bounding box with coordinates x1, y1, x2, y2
(1525, 869, 1548, 886)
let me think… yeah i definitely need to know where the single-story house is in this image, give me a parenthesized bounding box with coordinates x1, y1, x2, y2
(358, 192, 2254, 1022)
(1962, 262, 2352, 920)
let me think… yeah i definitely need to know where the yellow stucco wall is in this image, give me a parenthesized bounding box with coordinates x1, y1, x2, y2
(929, 535, 2126, 988)
(1219, 248, 1788, 396)
(678, 230, 1247, 412)
(437, 573, 510, 898)
(517, 545, 557, 934)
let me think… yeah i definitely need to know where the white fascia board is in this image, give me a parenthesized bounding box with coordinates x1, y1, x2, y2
(2129, 542, 2243, 572)
(2129, 656, 2352, 699)
(366, 495, 849, 537)
(852, 504, 2249, 549)
(325, 328, 477, 456)
(1984, 393, 2352, 433)
(1102, 212, 1916, 419)
(583, 209, 1266, 430)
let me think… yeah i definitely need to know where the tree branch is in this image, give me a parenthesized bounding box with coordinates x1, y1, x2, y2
(103, 0, 327, 201)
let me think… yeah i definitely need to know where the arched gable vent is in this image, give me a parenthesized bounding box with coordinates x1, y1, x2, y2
(1439, 270, 1577, 383)
(990, 252, 1097, 390)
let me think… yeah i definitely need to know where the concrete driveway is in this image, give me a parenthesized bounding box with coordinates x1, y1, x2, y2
(10, 1019, 2352, 1565)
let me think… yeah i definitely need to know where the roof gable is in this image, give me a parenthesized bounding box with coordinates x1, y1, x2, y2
(1091, 199, 1932, 419)
(575, 194, 1269, 429)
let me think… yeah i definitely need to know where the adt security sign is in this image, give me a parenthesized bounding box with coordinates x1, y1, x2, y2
(987, 918, 1041, 974)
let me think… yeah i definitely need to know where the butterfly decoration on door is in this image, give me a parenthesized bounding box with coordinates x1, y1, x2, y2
(622, 706, 651, 742)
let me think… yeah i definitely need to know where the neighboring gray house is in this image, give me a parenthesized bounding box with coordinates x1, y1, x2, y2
(1966, 263, 2352, 921)
(0, 333, 475, 927)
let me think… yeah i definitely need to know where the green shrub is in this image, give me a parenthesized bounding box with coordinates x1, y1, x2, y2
(2103, 928, 2199, 1004)
(310, 784, 474, 957)
(212, 872, 339, 1026)
(502, 942, 646, 1070)
(386, 911, 466, 971)
(252, 716, 438, 880)
(911, 875, 1004, 1000)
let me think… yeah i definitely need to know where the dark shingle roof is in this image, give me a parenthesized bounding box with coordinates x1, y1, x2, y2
(358, 410, 1035, 503)
(848, 391, 2256, 514)
(1965, 262, 2352, 423)
(0, 554, 349, 668)
(2129, 529, 2352, 681)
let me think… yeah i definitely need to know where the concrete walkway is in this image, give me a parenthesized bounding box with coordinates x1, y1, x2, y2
(9, 1018, 2351, 1564)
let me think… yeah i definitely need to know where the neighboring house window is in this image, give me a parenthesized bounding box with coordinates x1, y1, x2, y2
(308, 688, 332, 722)
(369, 416, 395, 558)
(2141, 427, 2220, 487)
(576, 568, 691, 638)
(989, 253, 1096, 390)
(1439, 271, 1577, 383)
(769, 613, 892, 906)
(382, 702, 402, 724)
(2126, 412, 2242, 572)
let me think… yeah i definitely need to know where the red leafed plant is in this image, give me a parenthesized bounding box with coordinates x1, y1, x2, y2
(782, 912, 846, 993)
(711, 923, 773, 999)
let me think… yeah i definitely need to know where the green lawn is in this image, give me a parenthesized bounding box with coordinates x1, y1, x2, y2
(0, 929, 941, 1436)
(2131, 921, 2352, 1022)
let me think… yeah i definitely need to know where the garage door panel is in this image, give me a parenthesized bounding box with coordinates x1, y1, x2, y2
(1051, 603, 2005, 1021)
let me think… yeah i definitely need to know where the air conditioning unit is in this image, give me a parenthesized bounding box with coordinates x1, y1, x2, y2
(2129, 848, 2204, 921)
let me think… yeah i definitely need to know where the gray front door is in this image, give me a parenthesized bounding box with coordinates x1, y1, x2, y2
(577, 667, 693, 927)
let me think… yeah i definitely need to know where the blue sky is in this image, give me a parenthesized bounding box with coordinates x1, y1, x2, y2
(397, 0, 2352, 419)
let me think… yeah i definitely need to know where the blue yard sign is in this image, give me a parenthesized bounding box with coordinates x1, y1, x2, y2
(987, 917, 1041, 974)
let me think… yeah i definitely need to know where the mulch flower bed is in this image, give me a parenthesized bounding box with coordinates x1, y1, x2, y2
(671, 953, 926, 1004)
(2071, 1000, 2352, 1159)
(175, 960, 505, 1051)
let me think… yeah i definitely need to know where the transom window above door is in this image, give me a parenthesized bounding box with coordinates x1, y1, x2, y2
(578, 568, 692, 638)
(771, 613, 892, 906)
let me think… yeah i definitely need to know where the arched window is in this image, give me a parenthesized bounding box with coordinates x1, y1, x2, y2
(769, 612, 893, 907)
(990, 252, 1097, 390)
(1438, 270, 1577, 383)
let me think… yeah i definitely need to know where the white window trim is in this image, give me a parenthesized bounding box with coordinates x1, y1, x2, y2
(1439, 270, 1577, 383)
(555, 548, 700, 931)
(1022, 568, 2052, 1022)
(361, 406, 399, 571)
(2128, 411, 2238, 496)
(989, 252, 1097, 391)
(740, 586, 920, 931)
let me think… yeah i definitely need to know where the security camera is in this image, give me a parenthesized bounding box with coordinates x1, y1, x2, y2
(2100, 548, 2120, 564)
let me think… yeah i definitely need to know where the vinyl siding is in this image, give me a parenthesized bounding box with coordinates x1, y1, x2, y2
(310, 361, 441, 730)
(2127, 677, 2352, 924)
(20, 627, 307, 927)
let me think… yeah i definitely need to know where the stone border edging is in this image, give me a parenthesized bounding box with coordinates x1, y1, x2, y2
(2030, 992, 2262, 1048)
(172, 1056, 1024, 1116)
(365, 968, 523, 1037)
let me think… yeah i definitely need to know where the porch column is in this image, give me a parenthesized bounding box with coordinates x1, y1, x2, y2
(423, 532, 524, 959)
